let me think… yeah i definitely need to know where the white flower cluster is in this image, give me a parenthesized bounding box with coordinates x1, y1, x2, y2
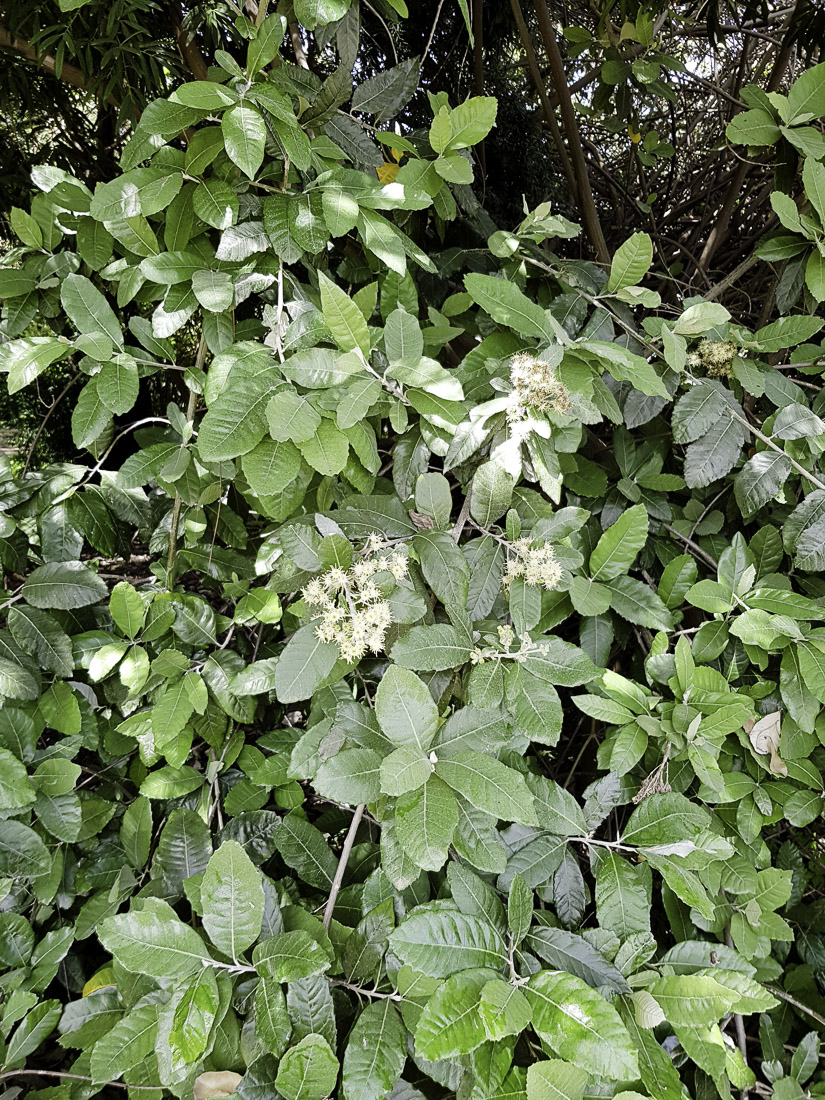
(302, 537, 408, 664)
(685, 339, 737, 379)
(471, 626, 550, 665)
(503, 537, 563, 591)
(508, 352, 572, 420)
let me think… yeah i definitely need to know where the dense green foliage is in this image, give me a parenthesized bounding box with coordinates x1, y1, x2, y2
(2, 5, 825, 1100)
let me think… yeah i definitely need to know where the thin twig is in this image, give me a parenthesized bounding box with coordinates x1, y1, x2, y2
(766, 987, 825, 1028)
(422, 0, 446, 64)
(0, 1069, 163, 1091)
(23, 374, 80, 475)
(725, 928, 749, 1074)
(660, 523, 719, 570)
(323, 803, 366, 928)
(727, 406, 825, 492)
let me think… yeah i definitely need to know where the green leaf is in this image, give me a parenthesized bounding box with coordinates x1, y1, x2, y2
(606, 233, 653, 293)
(672, 383, 727, 443)
(1, 336, 71, 394)
(10, 205, 43, 247)
(584, 341, 668, 398)
(752, 315, 824, 352)
(96, 358, 139, 415)
(89, 1004, 158, 1084)
(735, 451, 791, 517)
(649, 975, 736, 1026)
(726, 108, 781, 146)
(172, 80, 238, 110)
(525, 926, 630, 992)
(380, 745, 432, 796)
(0, 820, 51, 878)
(274, 814, 336, 889)
(390, 905, 506, 976)
(788, 61, 825, 122)
(109, 582, 146, 637)
(414, 529, 470, 608)
(99, 898, 211, 979)
(298, 420, 350, 476)
(479, 978, 533, 1041)
(8, 606, 73, 677)
(23, 561, 107, 609)
(0, 747, 35, 811)
(199, 361, 273, 461)
(471, 460, 516, 525)
(254, 930, 332, 982)
(247, 13, 287, 75)
(121, 796, 152, 870)
(201, 840, 264, 959)
(607, 575, 673, 631)
(275, 1034, 339, 1100)
(447, 96, 498, 149)
(589, 504, 648, 581)
(375, 665, 439, 750)
(60, 274, 123, 347)
(318, 271, 371, 355)
(464, 274, 555, 341)
(255, 978, 291, 1057)
(315, 747, 383, 804)
(390, 624, 473, 671)
(526, 1059, 589, 1100)
(72, 382, 110, 449)
(684, 410, 746, 489)
(192, 269, 234, 313)
(435, 753, 538, 825)
(341, 1001, 406, 1100)
(396, 775, 458, 871)
(5, 1001, 61, 1067)
(352, 57, 421, 122)
(193, 178, 239, 230)
(242, 438, 302, 496)
(621, 792, 708, 851)
(275, 624, 340, 704)
(171, 967, 219, 1062)
(222, 105, 266, 178)
(294, 0, 351, 29)
(415, 968, 490, 1059)
(525, 971, 639, 1080)
(595, 851, 650, 939)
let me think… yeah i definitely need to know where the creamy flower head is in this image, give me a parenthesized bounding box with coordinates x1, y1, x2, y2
(686, 338, 737, 379)
(508, 352, 572, 420)
(503, 537, 562, 592)
(301, 533, 408, 663)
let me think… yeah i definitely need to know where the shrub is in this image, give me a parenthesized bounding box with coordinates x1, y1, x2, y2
(1, 16, 825, 1100)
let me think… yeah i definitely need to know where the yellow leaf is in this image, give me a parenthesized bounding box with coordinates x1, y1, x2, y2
(83, 965, 116, 996)
(628, 125, 642, 144)
(377, 161, 400, 184)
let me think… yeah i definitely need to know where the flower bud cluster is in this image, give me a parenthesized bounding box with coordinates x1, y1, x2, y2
(508, 352, 572, 419)
(503, 537, 562, 591)
(686, 339, 737, 379)
(470, 626, 550, 664)
(302, 536, 409, 664)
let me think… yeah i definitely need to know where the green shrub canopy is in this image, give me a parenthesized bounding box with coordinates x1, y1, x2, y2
(1, 9, 825, 1100)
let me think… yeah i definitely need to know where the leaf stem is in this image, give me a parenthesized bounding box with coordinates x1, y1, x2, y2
(330, 978, 403, 1001)
(323, 803, 366, 928)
